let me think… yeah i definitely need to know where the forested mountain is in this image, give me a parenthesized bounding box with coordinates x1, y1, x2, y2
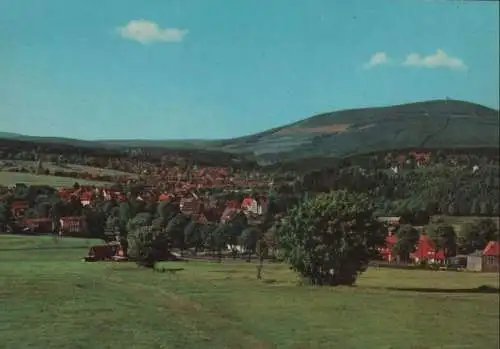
(2, 99, 498, 164)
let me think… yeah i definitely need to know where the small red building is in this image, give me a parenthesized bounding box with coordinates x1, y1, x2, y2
(158, 193, 170, 201)
(379, 232, 398, 262)
(411, 233, 446, 263)
(482, 241, 500, 272)
(80, 192, 92, 206)
(10, 201, 29, 218)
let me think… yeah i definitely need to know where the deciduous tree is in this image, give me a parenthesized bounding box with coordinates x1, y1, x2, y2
(277, 190, 386, 286)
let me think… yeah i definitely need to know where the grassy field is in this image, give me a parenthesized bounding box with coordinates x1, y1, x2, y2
(0, 171, 113, 187)
(0, 235, 499, 349)
(0, 159, 137, 187)
(0, 160, 139, 178)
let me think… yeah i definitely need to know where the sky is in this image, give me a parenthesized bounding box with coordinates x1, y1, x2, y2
(0, 0, 499, 140)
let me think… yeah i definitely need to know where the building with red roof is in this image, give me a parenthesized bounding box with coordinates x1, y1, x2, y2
(410, 233, 446, 263)
(379, 232, 398, 262)
(482, 240, 500, 272)
(483, 240, 500, 257)
(10, 200, 29, 218)
(80, 191, 92, 206)
(241, 197, 259, 214)
(158, 193, 169, 201)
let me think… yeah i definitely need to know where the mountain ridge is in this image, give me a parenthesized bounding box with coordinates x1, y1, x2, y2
(1, 99, 498, 161)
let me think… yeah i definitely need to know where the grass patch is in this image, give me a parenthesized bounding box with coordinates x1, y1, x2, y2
(0, 171, 112, 187)
(0, 235, 498, 349)
(1, 160, 138, 179)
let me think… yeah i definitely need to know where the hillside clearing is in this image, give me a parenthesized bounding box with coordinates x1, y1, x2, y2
(0, 171, 113, 187)
(277, 124, 352, 134)
(0, 160, 138, 178)
(0, 235, 498, 349)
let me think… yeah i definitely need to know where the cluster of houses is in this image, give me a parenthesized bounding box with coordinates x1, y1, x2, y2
(7, 183, 271, 238)
(113, 164, 273, 195)
(377, 217, 500, 273)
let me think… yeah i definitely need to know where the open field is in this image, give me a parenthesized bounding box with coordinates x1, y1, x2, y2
(0, 160, 138, 179)
(0, 235, 499, 349)
(0, 171, 113, 187)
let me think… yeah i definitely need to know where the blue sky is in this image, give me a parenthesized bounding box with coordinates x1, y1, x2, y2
(0, 0, 498, 140)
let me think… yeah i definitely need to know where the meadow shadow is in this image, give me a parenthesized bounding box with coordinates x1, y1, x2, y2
(385, 285, 499, 294)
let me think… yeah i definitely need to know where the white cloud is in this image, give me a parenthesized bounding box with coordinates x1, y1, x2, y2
(363, 52, 390, 69)
(117, 19, 188, 44)
(402, 49, 467, 70)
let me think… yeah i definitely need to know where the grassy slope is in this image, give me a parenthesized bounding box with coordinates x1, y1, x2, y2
(0, 160, 137, 187)
(1, 160, 138, 178)
(0, 172, 113, 187)
(224, 100, 499, 159)
(0, 235, 498, 349)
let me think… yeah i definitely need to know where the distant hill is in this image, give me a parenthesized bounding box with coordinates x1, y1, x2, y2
(217, 99, 500, 161)
(1, 99, 499, 162)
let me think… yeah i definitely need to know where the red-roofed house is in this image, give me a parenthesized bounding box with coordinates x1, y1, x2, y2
(410, 151, 431, 167)
(241, 196, 268, 216)
(411, 233, 446, 263)
(434, 249, 446, 261)
(379, 232, 398, 262)
(158, 193, 169, 201)
(482, 241, 500, 272)
(80, 192, 92, 206)
(241, 197, 259, 215)
(10, 200, 29, 218)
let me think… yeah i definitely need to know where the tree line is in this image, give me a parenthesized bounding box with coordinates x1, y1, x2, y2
(1, 182, 498, 287)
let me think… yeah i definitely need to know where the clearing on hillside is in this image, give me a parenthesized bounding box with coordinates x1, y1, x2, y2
(0, 235, 498, 349)
(276, 124, 352, 134)
(0, 171, 113, 187)
(0, 160, 138, 178)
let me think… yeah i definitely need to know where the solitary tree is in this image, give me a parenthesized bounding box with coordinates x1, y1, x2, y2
(239, 226, 261, 262)
(165, 213, 190, 254)
(277, 190, 386, 286)
(255, 237, 268, 280)
(184, 219, 204, 253)
(263, 223, 280, 261)
(211, 223, 232, 262)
